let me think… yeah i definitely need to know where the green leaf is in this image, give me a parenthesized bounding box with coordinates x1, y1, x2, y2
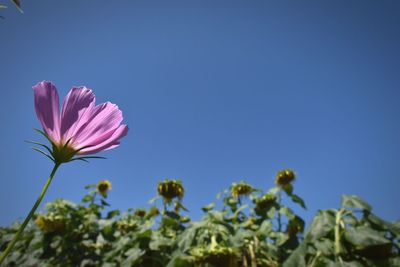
(367, 213, 400, 236)
(291, 194, 307, 209)
(257, 220, 273, 236)
(101, 199, 110, 206)
(82, 193, 94, 203)
(344, 226, 390, 248)
(148, 195, 160, 204)
(279, 206, 295, 220)
(282, 183, 293, 195)
(175, 201, 189, 212)
(107, 210, 120, 219)
(166, 254, 193, 267)
(178, 227, 197, 252)
(341, 195, 372, 212)
(267, 206, 277, 219)
(270, 232, 289, 246)
(122, 248, 145, 266)
(340, 261, 367, 267)
(201, 203, 215, 212)
(283, 243, 306, 267)
(388, 257, 400, 267)
(267, 187, 280, 195)
(84, 184, 96, 189)
(305, 210, 336, 242)
(313, 238, 334, 255)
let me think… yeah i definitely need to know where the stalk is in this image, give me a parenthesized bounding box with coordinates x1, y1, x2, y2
(334, 209, 345, 263)
(0, 163, 60, 265)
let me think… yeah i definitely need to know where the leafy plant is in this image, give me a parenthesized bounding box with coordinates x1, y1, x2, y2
(0, 170, 398, 267)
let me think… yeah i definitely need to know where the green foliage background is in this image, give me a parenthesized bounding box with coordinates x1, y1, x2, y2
(1, 177, 399, 267)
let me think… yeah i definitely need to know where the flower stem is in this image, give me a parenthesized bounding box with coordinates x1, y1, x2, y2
(277, 189, 282, 232)
(0, 163, 60, 265)
(334, 209, 345, 264)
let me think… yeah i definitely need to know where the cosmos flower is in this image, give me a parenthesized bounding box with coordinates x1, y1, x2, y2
(0, 81, 129, 264)
(32, 81, 128, 163)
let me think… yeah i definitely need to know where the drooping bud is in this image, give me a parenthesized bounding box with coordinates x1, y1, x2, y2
(231, 181, 254, 198)
(96, 180, 112, 197)
(157, 179, 184, 202)
(275, 169, 295, 186)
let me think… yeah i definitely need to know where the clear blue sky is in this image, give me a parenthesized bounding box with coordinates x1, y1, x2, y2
(0, 1, 399, 226)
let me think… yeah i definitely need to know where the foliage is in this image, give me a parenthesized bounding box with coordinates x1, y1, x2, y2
(0, 174, 399, 267)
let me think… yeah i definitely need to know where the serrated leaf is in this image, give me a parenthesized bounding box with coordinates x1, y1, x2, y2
(283, 243, 307, 267)
(313, 238, 334, 255)
(305, 210, 336, 242)
(341, 195, 372, 212)
(367, 213, 400, 236)
(122, 248, 145, 265)
(344, 226, 390, 248)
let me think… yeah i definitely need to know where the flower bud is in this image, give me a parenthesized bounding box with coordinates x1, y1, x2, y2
(275, 169, 295, 186)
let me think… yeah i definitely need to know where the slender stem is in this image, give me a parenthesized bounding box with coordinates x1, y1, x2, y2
(309, 251, 322, 267)
(0, 163, 60, 265)
(277, 190, 282, 232)
(90, 192, 97, 206)
(334, 209, 344, 263)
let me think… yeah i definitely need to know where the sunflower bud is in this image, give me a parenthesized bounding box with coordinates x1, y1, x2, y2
(255, 193, 276, 209)
(275, 169, 295, 186)
(134, 209, 146, 218)
(147, 206, 160, 218)
(157, 179, 184, 202)
(180, 216, 191, 223)
(96, 180, 112, 197)
(286, 216, 305, 236)
(34, 215, 65, 234)
(231, 181, 253, 198)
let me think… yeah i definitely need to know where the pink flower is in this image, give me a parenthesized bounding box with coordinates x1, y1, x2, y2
(33, 81, 128, 163)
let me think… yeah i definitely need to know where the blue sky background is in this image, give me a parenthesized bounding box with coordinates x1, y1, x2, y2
(0, 1, 399, 226)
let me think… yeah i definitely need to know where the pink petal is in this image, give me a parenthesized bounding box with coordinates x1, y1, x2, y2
(72, 102, 124, 146)
(78, 124, 128, 154)
(33, 81, 61, 143)
(60, 87, 95, 142)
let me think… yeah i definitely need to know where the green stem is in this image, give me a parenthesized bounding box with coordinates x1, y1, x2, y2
(334, 209, 345, 263)
(309, 251, 322, 267)
(0, 163, 60, 265)
(277, 190, 282, 232)
(90, 192, 97, 206)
